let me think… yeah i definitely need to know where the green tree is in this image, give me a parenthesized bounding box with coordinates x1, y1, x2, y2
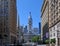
(50, 38, 56, 43)
(45, 39, 49, 44)
(31, 36, 40, 42)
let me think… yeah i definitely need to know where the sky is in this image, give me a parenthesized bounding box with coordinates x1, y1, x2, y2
(17, 0, 43, 28)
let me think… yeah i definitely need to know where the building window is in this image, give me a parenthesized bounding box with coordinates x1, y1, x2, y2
(54, 33, 55, 36)
(55, 0, 58, 4)
(51, 23, 53, 25)
(0, 35, 2, 39)
(56, 6, 58, 10)
(53, 27, 55, 30)
(59, 9, 60, 13)
(54, 20, 55, 23)
(50, 28, 52, 31)
(0, 28, 2, 32)
(50, 34, 52, 37)
(59, 16, 60, 18)
(4, 34, 8, 37)
(59, 2, 60, 6)
(54, 15, 55, 19)
(56, 18, 58, 21)
(57, 23, 60, 28)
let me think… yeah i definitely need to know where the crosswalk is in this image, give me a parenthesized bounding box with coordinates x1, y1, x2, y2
(37, 45, 46, 46)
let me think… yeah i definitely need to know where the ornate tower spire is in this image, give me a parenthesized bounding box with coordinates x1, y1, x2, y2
(28, 12, 32, 33)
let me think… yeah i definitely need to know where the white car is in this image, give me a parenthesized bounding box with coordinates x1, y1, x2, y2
(22, 42, 37, 46)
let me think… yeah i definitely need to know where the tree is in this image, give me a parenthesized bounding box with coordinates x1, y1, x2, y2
(50, 38, 56, 46)
(31, 36, 43, 44)
(50, 38, 56, 44)
(31, 36, 39, 42)
(38, 39, 43, 44)
(45, 39, 49, 44)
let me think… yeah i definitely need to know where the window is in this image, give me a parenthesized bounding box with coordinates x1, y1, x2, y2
(4, 34, 8, 37)
(6, 16, 8, 20)
(57, 23, 60, 28)
(54, 20, 55, 23)
(57, 18, 58, 21)
(56, 12, 58, 16)
(56, 7, 58, 11)
(59, 16, 60, 18)
(0, 28, 2, 32)
(50, 28, 52, 31)
(52, 23, 53, 25)
(0, 28, 2, 33)
(59, 9, 60, 13)
(55, 0, 58, 4)
(54, 27, 55, 30)
(59, 2, 60, 6)
(0, 9, 3, 14)
(4, 8, 8, 15)
(54, 33, 55, 36)
(4, 27, 6, 32)
(0, 35, 2, 39)
(50, 34, 52, 37)
(54, 15, 55, 19)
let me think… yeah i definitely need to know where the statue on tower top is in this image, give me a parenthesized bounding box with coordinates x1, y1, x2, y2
(28, 12, 32, 19)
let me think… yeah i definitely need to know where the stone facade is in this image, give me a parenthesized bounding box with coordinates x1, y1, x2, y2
(41, 0, 60, 46)
(41, 0, 49, 42)
(49, 0, 60, 46)
(0, 0, 17, 46)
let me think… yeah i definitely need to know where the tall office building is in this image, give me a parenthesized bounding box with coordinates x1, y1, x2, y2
(0, 0, 17, 46)
(17, 15, 21, 44)
(24, 26, 28, 34)
(41, 0, 49, 42)
(33, 28, 39, 35)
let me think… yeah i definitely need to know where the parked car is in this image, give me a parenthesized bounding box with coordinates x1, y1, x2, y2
(22, 42, 37, 46)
